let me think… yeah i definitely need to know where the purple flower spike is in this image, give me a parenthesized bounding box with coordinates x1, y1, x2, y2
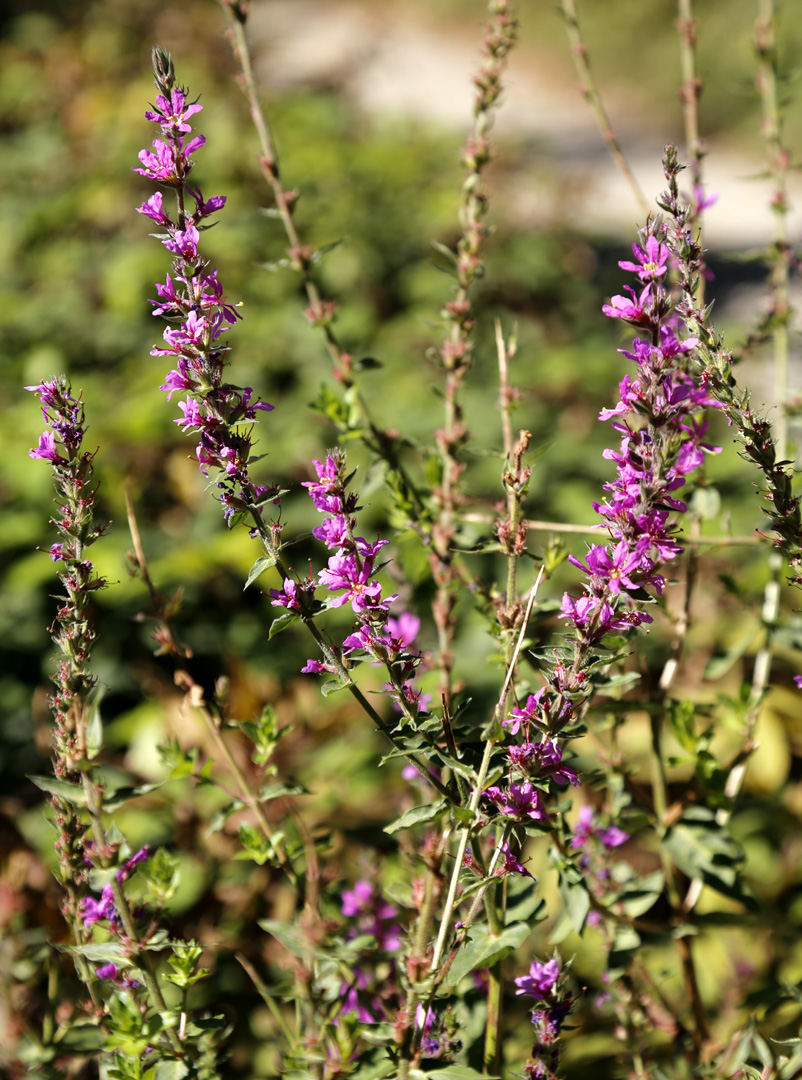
(135, 60, 276, 527)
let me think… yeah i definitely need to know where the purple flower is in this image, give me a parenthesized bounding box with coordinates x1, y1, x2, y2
(312, 514, 352, 548)
(117, 845, 150, 883)
(96, 962, 119, 980)
(504, 691, 544, 735)
(150, 273, 184, 318)
(568, 538, 651, 595)
(159, 358, 194, 400)
(81, 883, 116, 928)
(509, 741, 580, 787)
(386, 612, 420, 648)
(29, 430, 61, 463)
(134, 138, 179, 182)
(559, 593, 653, 637)
(188, 185, 226, 218)
(485, 781, 549, 822)
(571, 806, 628, 850)
(318, 551, 388, 613)
(690, 184, 718, 214)
(601, 284, 653, 325)
(618, 235, 669, 282)
(499, 840, 535, 879)
(341, 880, 401, 952)
(162, 225, 200, 261)
(174, 397, 207, 432)
(144, 88, 203, 132)
(269, 578, 313, 609)
(136, 191, 171, 225)
(795, 675, 802, 690)
(597, 823, 629, 848)
(515, 958, 560, 999)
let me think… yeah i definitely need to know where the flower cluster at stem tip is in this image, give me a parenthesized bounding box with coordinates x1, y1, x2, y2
(134, 48, 275, 526)
(487, 215, 720, 810)
(26, 377, 107, 768)
(293, 451, 429, 715)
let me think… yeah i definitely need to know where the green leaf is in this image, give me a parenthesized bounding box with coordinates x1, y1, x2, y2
(258, 918, 307, 957)
(59, 942, 128, 962)
(384, 799, 448, 835)
(85, 683, 105, 759)
(668, 699, 697, 753)
(28, 775, 87, 806)
(311, 238, 345, 264)
(616, 873, 664, 918)
(430, 239, 457, 263)
(102, 782, 163, 812)
(237, 823, 272, 865)
(53, 1020, 105, 1052)
(690, 485, 721, 520)
(559, 874, 590, 934)
(704, 620, 759, 681)
(662, 811, 757, 909)
(608, 926, 641, 968)
(152, 1063, 190, 1080)
(446, 923, 529, 987)
(269, 611, 299, 640)
(258, 781, 306, 801)
(321, 678, 348, 697)
(244, 556, 277, 590)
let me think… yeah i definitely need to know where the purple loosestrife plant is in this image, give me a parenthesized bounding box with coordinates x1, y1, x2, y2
(136, 52, 452, 808)
(27, 380, 219, 1074)
(27, 378, 108, 771)
(26, 378, 108, 1007)
(105, 13, 798, 1080)
(481, 215, 719, 878)
(135, 53, 276, 532)
(298, 450, 430, 717)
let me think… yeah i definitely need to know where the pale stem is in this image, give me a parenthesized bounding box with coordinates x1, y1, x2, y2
(560, 0, 649, 216)
(429, 567, 544, 975)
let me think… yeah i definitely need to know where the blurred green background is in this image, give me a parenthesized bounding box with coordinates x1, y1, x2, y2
(2, 0, 802, 1075)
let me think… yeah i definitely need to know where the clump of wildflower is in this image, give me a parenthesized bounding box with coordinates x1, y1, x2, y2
(301, 450, 427, 715)
(80, 846, 151, 932)
(571, 805, 629, 853)
(339, 879, 403, 1024)
(561, 216, 720, 651)
(134, 48, 274, 526)
(341, 879, 402, 952)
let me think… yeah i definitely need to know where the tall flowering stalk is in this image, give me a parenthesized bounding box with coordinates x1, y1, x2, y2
(27, 380, 216, 1074)
(27, 378, 107, 771)
(658, 147, 802, 588)
(515, 218, 722, 755)
(135, 50, 276, 528)
(431, 0, 517, 707)
(135, 49, 459, 811)
(27, 377, 107, 1013)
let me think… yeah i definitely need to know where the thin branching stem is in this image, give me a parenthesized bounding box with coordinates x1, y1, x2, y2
(560, 0, 649, 216)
